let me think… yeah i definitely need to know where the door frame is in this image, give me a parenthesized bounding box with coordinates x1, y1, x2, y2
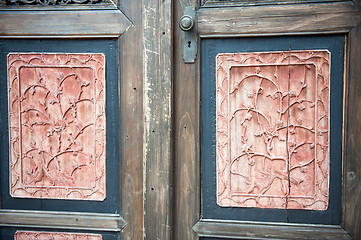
(174, 0, 361, 239)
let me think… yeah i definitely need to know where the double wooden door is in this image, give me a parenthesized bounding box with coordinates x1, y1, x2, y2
(1, 0, 361, 239)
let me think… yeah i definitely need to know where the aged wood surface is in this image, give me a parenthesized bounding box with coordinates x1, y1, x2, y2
(118, 0, 144, 239)
(0, 210, 125, 231)
(173, 0, 200, 239)
(343, 23, 361, 240)
(0, 9, 131, 38)
(193, 219, 351, 239)
(197, 2, 361, 36)
(143, 0, 173, 239)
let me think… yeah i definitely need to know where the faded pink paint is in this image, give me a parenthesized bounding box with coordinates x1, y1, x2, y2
(216, 51, 330, 210)
(8, 53, 106, 200)
(15, 231, 102, 240)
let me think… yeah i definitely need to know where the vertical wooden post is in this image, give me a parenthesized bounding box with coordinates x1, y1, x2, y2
(174, 0, 200, 239)
(120, 0, 144, 239)
(143, 0, 173, 239)
(343, 23, 361, 240)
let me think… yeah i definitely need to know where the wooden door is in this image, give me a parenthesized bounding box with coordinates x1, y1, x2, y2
(174, 0, 361, 240)
(0, 1, 145, 239)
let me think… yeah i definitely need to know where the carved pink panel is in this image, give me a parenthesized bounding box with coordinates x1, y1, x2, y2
(8, 53, 106, 200)
(216, 51, 330, 210)
(15, 231, 102, 239)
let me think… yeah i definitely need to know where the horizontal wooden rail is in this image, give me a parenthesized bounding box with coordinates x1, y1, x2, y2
(0, 210, 126, 232)
(193, 219, 351, 239)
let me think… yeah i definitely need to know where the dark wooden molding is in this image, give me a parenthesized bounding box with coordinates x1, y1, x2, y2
(143, 0, 173, 239)
(0, 8, 132, 38)
(197, 1, 361, 37)
(0, 210, 126, 231)
(193, 219, 351, 239)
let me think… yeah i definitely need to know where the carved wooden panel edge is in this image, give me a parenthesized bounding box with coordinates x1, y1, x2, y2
(0, 210, 126, 231)
(216, 50, 330, 210)
(15, 230, 102, 239)
(192, 219, 351, 239)
(8, 53, 106, 201)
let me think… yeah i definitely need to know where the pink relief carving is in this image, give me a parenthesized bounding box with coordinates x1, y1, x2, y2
(8, 53, 106, 200)
(216, 51, 330, 210)
(15, 231, 102, 240)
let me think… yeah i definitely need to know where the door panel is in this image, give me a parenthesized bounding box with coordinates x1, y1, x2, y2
(174, 0, 361, 239)
(201, 35, 343, 225)
(1, 39, 120, 214)
(0, 1, 134, 239)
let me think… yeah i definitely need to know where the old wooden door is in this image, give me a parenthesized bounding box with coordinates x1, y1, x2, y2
(0, 1, 146, 239)
(173, 0, 361, 240)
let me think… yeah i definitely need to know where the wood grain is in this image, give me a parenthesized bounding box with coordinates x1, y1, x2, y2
(343, 23, 361, 240)
(0, 9, 131, 38)
(193, 219, 351, 239)
(143, 0, 173, 239)
(0, 210, 125, 231)
(118, 0, 144, 239)
(197, 2, 361, 36)
(173, 0, 200, 239)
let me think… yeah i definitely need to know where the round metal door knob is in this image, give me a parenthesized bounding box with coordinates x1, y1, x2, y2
(179, 15, 195, 31)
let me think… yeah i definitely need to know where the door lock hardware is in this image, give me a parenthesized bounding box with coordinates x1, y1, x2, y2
(180, 15, 195, 31)
(180, 7, 197, 63)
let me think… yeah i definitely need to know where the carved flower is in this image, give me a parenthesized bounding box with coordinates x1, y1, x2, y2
(53, 120, 67, 132)
(247, 91, 254, 98)
(276, 120, 283, 128)
(289, 139, 296, 147)
(245, 112, 252, 121)
(289, 90, 297, 98)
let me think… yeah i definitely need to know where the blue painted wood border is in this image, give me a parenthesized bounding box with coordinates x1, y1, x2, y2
(201, 35, 344, 224)
(0, 39, 120, 214)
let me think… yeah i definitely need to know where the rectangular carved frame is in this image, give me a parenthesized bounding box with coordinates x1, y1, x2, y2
(174, 0, 361, 239)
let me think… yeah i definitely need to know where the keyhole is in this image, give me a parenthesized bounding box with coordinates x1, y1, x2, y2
(188, 41, 191, 48)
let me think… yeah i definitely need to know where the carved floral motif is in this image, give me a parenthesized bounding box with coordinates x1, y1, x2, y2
(15, 231, 102, 239)
(216, 51, 330, 210)
(6, 0, 101, 5)
(8, 53, 106, 200)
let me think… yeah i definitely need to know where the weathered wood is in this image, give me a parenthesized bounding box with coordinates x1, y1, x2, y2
(0, 9, 131, 37)
(197, 2, 361, 36)
(0, 210, 125, 231)
(173, 0, 200, 240)
(201, 0, 345, 7)
(118, 0, 144, 239)
(193, 219, 351, 239)
(143, 0, 173, 239)
(343, 23, 361, 240)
